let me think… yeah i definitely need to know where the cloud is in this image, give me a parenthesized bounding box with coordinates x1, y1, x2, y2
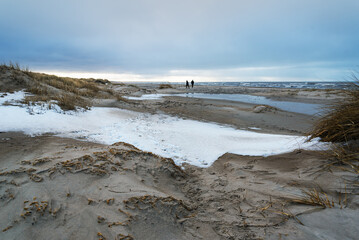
(0, 0, 358, 81)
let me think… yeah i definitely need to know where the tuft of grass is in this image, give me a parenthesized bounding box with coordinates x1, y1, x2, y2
(326, 143, 359, 173)
(159, 84, 173, 89)
(27, 86, 49, 96)
(116, 95, 129, 103)
(291, 188, 348, 209)
(7, 61, 21, 71)
(1, 61, 29, 71)
(55, 94, 90, 111)
(112, 82, 125, 86)
(292, 188, 335, 208)
(308, 73, 359, 172)
(308, 79, 359, 143)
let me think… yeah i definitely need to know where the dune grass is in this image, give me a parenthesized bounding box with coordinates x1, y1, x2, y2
(292, 188, 335, 208)
(0, 63, 121, 111)
(24, 72, 106, 110)
(291, 188, 348, 209)
(2, 61, 29, 72)
(308, 74, 359, 172)
(308, 79, 359, 143)
(25, 72, 107, 97)
(325, 143, 359, 174)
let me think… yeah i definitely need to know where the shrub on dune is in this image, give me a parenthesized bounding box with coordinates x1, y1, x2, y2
(0, 63, 120, 111)
(308, 73, 359, 171)
(309, 82, 359, 143)
(159, 84, 173, 89)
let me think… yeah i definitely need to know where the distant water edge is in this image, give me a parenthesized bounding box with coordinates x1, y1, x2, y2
(131, 81, 353, 90)
(196, 81, 352, 90)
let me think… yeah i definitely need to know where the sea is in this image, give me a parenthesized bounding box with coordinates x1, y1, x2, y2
(196, 81, 352, 89)
(126, 81, 353, 115)
(134, 81, 353, 90)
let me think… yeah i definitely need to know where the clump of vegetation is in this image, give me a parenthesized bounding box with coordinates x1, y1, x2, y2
(292, 188, 335, 208)
(1, 61, 29, 72)
(308, 85, 359, 143)
(292, 188, 348, 209)
(159, 83, 173, 89)
(116, 95, 129, 103)
(0, 63, 119, 111)
(25, 71, 109, 97)
(308, 73, 359, 172)
(326, 143, 359, 174)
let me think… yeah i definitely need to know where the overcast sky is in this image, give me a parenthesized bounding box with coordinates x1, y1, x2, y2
(1, 0, 358, 82)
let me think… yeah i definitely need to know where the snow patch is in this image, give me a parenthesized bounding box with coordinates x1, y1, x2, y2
(248, 127, 262, 130)
(0, 91, 326, 167)
(0, 91, 85, 115)
(0, 91, 26, 105)
(124, 94, 170, 100)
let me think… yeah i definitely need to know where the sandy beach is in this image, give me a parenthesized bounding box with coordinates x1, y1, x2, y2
(1, 76, 358, 240)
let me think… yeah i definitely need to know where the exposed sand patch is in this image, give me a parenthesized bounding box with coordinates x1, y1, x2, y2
(0, 133, 357, 239)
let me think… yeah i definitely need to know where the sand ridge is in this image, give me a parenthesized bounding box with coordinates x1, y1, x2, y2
(1, 132, 358, 240)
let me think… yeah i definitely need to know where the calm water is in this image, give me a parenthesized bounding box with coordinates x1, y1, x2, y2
(173, 93, 323, 115)
(194, 81, 352, 90)
(127, 93, 323, 115)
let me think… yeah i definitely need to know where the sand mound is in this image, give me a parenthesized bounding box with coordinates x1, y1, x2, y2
(0, 134, 190, 239)
(1, 133, 358, 239)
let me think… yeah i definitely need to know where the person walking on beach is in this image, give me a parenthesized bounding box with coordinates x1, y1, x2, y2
(191, 80, 194, 88)
(186, 80, 190, 89)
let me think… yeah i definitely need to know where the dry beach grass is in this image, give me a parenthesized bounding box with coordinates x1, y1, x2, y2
(308, 77, 359, 173)
(0, 63, 118, 110)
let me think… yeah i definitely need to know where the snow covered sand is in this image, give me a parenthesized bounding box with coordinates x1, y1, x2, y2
(0, 91, 25, 105)
(0, 91, 324, 167)
(125, 93, 171, 100)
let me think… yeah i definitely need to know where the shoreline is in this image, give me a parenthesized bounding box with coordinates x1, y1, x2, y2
(98, 84, 337, 135)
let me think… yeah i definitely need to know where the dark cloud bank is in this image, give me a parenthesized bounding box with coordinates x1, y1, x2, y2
(1, 0, 358, 81)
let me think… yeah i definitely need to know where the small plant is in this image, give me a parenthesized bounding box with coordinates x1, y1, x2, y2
(117, 95, 129, 102)
(326, 143, 359, 173)
(55, 94, 89, 111)
(1, 61, 28, 71)
(308, 71, 359, 172)
(8, 61, 21, 70)
(308, 77, 359, 143)
(159, 83, 173, 89)
(291, 188, 348, 209)
(292, 188, 334, 208)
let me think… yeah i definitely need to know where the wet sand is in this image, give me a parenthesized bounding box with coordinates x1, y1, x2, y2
(99, 84, 341, 135)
